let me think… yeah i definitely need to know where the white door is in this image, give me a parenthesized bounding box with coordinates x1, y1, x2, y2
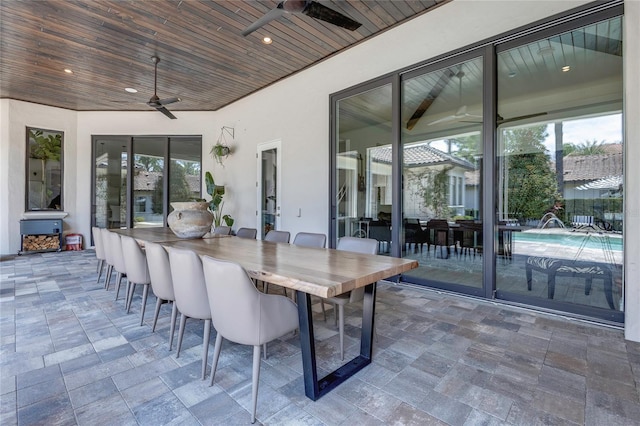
(257, 140, 281, 239)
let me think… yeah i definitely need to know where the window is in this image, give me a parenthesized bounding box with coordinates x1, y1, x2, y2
(26, 127, 63, 211)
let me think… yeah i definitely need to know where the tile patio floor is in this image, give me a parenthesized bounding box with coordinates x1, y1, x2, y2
(1, 250, 639, 425)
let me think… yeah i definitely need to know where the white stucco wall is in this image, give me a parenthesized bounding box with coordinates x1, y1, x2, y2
(1, 0, 638, 340)
(0, 101, 78, 254)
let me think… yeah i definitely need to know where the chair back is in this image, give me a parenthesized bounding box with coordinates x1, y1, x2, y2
(202, 256, 298, 346)
(264, 230, 290, 243)
(337, 237, 378, 303)
(92, 227, 105, 260)
(100, 228, 113, 265)
(293, 232, 326, 248)
(168, 247, 211, 320)
(106, 231, 127, 274)
(336, 236, 378, 255)
(236, 227, 257, 239)
(144, 242, 175, 301)
(202, 256, 261, 345)
(120, 235, 150, 285)
(213, 226, 231, 235)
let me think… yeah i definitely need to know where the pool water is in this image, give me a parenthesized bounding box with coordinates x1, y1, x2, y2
(513, 230, 623, 251)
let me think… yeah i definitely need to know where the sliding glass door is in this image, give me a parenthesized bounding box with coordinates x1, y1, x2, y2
(332, 82, 393, 254)
(400, 56, 485, 294)
(495, 16, 624, 321)
(92, 135, 202, 231)
(330, 6, 623, 322)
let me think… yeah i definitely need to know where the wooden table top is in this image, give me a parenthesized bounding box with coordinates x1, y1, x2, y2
(112, 227, 226, 245)
(114, 231, 415, 298)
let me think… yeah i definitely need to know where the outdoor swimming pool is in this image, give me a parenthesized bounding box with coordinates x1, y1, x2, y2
(513, 229, 623, 251)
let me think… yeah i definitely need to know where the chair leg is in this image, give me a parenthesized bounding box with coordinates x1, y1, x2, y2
(169, 302, 178, 351)
(176, 313, 187, 358)
(96, 259, 104, 284)
(320, 299, 326, 321)
(124, 279, 132, 308)
(152, 298, 163, 332)
(126, 282, 136, 313)
(140, 284, 150, 326)
(104, 265, 113, 290)
(338, 304, 345, 361)
(209, 333, 223, 386)
(201, 319, 211, 380)
(114, 273, 124, 300)
(251, 345, 261, 424)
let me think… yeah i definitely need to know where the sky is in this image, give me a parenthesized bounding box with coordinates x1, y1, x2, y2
(544, 113, 623, 156)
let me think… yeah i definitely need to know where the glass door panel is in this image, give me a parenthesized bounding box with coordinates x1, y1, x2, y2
(169, 136, 202, 210)
(93, 137, 128, 229)
(132, 137, 165, 228)
(335, 84, 393, 255)
(495, 16, 624, 320)
(257, 141, 281, 239)
(400, 57, 484, 292)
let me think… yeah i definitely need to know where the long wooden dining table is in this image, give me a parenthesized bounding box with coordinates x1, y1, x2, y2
(114, 227, 418, 400)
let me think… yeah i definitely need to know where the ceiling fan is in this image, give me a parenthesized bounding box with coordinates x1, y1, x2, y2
(242, 0, 362, 37)
(427, 71, 482, 126)
(497, 111, 548, 125)
(146, 56, 180, 119)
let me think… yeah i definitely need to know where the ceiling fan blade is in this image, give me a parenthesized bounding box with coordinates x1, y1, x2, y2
(242, 5, 286, 36)
(156, 106, 177, 120)
(158, 97, 180, 106)
(497, 111, 547, 124)
(303, 1, 362, 30)
(427, 115, 457, 126)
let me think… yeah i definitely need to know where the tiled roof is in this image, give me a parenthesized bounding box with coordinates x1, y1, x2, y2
(133, 171, 200, 192)
(371, 144, 475, 170)
(563, 144, 623, 182)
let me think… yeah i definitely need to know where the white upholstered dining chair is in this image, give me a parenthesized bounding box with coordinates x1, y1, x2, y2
(145, 241, 178, 350)
(324, 236, 378, 360)
(120, 235, 152, 326)
(201, 255, 298, 424)
(235, 227, 257, 239)
(168, 247, 212, 380)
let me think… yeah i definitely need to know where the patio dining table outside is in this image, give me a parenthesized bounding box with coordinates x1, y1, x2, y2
(116, 227, 418, 400)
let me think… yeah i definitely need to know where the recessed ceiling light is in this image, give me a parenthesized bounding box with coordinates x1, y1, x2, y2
(125, 87, 138, 93)
(262, 36, 272, 45)
(562, 65, 571, 72)
(508, 71, 517, 78)
(64, 68, 73, 74)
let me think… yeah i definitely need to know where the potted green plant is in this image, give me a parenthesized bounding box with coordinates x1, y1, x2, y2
(210, 142, 231, 165)
(204, 171, 234, 228)
(210, 126, 234, 165)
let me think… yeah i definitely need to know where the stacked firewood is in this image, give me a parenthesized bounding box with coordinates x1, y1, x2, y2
(22, 234, 60, 251)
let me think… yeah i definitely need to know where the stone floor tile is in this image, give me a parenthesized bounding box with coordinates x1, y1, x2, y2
(132, 390, 190, 425)
(2, 251, 639, 425)
(68, 376, 118, 409)
(16, 393, 76, 426)
(74, 393, 136, 426)
(190, 391, 245, 424)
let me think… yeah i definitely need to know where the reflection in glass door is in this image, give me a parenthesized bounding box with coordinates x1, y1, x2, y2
(400, 57, 484, 293)
(333, 83, 393, 254)
(257, 141, 281, 239)
(132, 137, 165, 227)
(93, 137, 128, 229)
(495, 16, 624, 321)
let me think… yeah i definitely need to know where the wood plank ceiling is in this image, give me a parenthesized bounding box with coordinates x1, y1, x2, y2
(0, 0, 447, 113)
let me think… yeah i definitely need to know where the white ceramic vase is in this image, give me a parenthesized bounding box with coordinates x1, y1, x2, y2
(167, 201, 213, 238)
